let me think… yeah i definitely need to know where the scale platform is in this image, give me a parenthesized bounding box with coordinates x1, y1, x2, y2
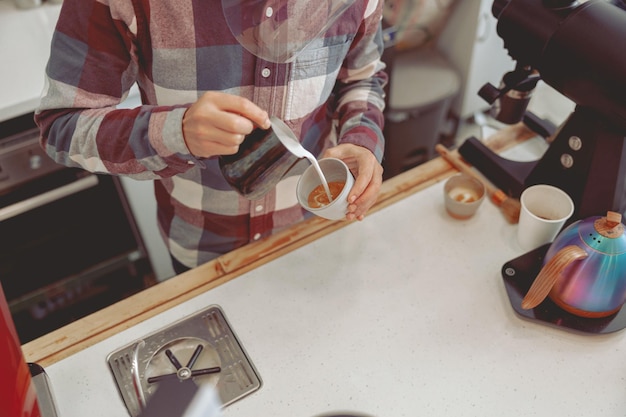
(502, 245, 626, 334)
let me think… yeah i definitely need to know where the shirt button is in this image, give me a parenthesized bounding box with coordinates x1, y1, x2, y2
(265, 7, 273, 17)
(261, 68, 271, 78)
(253, 233, 261, 240)
(255, 205, 263, 212)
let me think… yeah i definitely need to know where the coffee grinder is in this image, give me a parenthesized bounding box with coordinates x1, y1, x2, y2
(458, 0, 626, 221)
(463, 0, 626, 333)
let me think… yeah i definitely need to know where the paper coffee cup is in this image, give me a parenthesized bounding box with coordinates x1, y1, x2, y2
(296, 158, 354, 221)
(517, 184, 574, 251)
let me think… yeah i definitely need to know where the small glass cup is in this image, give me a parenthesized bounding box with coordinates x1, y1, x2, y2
(443, 173, 486, 219)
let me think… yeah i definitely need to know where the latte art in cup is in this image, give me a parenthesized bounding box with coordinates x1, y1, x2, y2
(308, 181, 346, 208)
(449, 186, 480, 203)
(443, 173, 486, 220)
(296, 158, 355, 220)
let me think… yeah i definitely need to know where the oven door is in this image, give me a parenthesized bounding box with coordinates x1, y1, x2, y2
(0, 141, 154, 343)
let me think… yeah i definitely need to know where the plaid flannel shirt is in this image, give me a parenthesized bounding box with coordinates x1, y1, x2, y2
(35, 0, 387, 268)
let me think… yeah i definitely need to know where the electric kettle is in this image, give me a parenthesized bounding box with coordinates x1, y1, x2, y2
(522, 211, 626, 318)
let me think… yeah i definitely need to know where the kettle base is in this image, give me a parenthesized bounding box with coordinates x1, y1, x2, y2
(549, 294, 623, 319)
(502, 244, 626, 334)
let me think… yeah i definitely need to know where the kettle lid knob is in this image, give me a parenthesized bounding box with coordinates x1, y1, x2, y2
(606, 211, 622, 228)
(595, 211, 624, 238)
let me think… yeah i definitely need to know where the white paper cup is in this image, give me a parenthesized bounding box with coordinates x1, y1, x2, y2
(296, 158, 355, 220)
(517, 184, 574, 251)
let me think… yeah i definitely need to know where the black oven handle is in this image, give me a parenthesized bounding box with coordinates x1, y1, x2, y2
(0, 175, 99, 222)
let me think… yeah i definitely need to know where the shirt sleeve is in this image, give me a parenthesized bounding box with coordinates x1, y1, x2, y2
(34, 0, 200, 180)
(333, 0, 388, 163)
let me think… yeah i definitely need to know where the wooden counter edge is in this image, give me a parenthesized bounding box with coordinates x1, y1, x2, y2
(22, 123, 535, 367)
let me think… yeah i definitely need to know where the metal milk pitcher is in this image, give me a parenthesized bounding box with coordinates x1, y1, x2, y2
(218, 126, 300, 200)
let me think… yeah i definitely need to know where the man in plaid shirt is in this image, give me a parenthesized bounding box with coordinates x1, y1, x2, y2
(35, 0, 388, 272)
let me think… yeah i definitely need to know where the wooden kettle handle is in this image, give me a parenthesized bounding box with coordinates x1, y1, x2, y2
(521, 245, 589, 310)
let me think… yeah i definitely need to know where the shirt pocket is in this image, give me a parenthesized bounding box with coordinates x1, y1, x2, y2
(285, 35, 354, 120)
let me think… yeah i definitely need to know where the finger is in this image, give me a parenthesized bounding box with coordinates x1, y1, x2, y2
(182, 117, 247, 157)
(206, 111, 257, 137)
(198, 133, 246, 156)
(201, 92, 270, 131)
(348, 181, 378, 216)
(323, 144, 381, 213)
(347, 164, 372, 203)
(348, 164, 383, 219)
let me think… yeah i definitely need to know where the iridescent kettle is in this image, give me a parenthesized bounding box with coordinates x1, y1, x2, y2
(522, 211, 626, 318)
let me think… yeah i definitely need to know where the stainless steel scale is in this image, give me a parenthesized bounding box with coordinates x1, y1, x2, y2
(107, 305, 261, 416)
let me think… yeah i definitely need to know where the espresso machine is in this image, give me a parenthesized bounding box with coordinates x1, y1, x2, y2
(462, 0, 626, 333)
(458, 0, 626, 221)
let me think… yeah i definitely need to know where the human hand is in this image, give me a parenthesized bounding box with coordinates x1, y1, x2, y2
(322, 144, 383, 221)
(182, 92, 271, 158)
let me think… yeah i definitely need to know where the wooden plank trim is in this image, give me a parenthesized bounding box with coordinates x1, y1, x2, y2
(22, 124, 534, 367)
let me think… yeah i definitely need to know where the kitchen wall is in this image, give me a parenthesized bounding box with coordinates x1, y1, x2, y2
(0, 0, 175, 281)
(436, 0, 515, 120)
(0, 0, 60, 121)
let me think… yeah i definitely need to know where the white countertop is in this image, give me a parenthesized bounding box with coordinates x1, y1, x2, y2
(43, 145, 626, 416)
(5, 4, 623, 411)
(0, 0, 61, 121)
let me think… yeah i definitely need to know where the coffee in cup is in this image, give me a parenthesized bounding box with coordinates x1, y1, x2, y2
(308, 181, 346, 208)
(297, 158, 354, 220)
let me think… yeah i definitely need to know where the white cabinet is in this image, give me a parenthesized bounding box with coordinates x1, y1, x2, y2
(120, 176, 175, 282)
(0, 1, 61, 122)
(437, 0, 515, 120)
(118, 88, 176, 282)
